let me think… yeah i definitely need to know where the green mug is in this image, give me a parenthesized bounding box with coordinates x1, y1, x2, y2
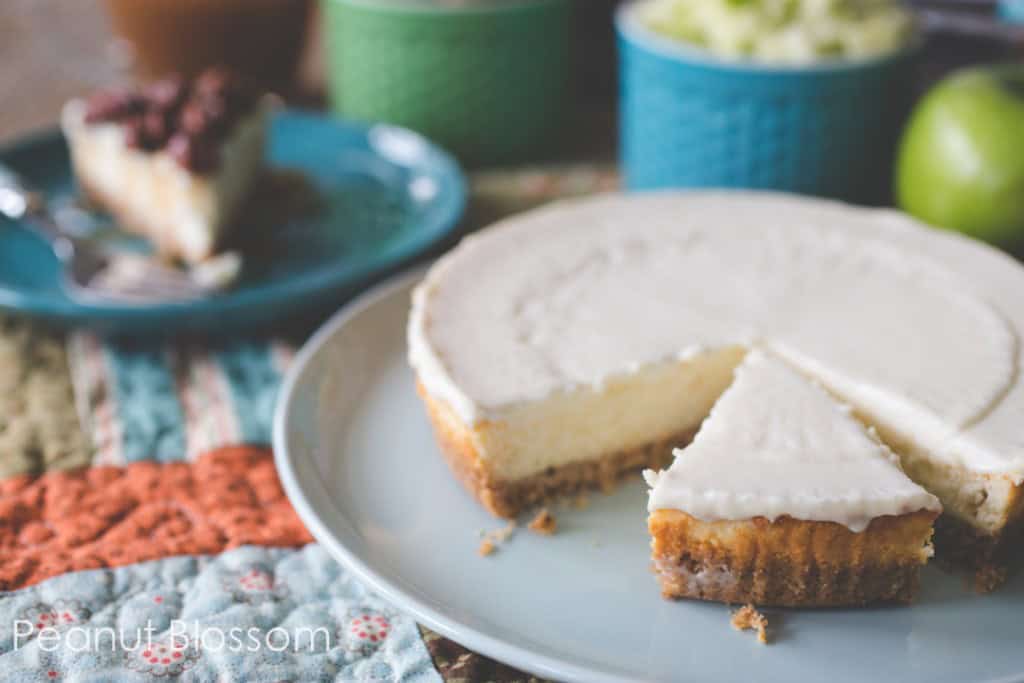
(322, 0, 572, 167)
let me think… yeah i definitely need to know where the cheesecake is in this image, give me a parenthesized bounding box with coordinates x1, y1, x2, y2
(409, 192, 1024, 588)
(645, 350, 940, 606)
(61, 68, 266, 265)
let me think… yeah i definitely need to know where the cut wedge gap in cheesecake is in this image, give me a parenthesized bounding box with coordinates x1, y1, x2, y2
(645, 350, 941, 607)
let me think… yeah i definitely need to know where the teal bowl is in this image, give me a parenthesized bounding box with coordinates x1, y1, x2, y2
(617, 2, 920, 204)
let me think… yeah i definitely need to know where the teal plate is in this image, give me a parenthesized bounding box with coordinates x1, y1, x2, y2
(0, 111, 465, 335)
(276, 267, 1024, 683)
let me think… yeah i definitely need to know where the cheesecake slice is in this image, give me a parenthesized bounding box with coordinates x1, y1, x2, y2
(61, 68, 266, 264)
(645, 350, 941, 606)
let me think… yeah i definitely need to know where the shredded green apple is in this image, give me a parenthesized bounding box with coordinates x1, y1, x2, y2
(641, 0, 914, 64)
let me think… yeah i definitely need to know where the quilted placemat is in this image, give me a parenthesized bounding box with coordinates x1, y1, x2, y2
(0, 544, 438, 682)
(0, 318, 90, 479)
(0, 166, 615, 682)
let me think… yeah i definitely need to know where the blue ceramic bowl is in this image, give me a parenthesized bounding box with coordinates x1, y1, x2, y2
(617, 2, 920, 203)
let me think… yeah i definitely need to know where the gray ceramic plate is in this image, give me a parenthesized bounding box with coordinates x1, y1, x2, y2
(274, 267, 1024, 683)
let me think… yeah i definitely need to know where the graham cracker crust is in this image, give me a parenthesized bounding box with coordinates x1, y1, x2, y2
(731, 605, 769, 644)
(650, 510, 937, 607)
(933, 513, 1024, 592)
(656, 556, 922, 607)
(418, 383, 693, 519)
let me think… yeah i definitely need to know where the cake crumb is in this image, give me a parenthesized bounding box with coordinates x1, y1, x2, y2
(973, 565, 1008, 593)
(572, 494, 590, 510)
(731, 604, 770, 644)
(477, 521, 517, 557)
(494, 521, 517, 542)
(528, 508, 557, 535)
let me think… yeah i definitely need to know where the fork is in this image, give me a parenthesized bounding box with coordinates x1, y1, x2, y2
(0, 162, 225, 303)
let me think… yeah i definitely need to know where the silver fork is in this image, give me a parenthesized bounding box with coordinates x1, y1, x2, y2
(0, 162, 227, 303)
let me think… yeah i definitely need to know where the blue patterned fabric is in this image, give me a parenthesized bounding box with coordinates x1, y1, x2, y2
(69, 335, 290, 465)
(103, 343, 189, 463)
(214, 343, 284, 446)
(0, 545, 440, 683)
(58, 336, 453, 681)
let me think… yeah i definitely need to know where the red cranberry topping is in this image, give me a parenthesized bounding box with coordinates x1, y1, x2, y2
(198, 95, 229, 132)
(144, 76, 187, 111)
(195, 67, 258, 111)
(122, 119, 148, 150)
(179, 102, 212, 136)
(166, 132, 220, 173)
(83, 89, 145, 124)
(194, 67, 235, 98)
(141, 110, 170, 147)
(83, 66, 259, 173)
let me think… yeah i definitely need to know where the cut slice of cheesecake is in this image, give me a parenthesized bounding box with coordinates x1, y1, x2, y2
(61, 68, 266, 265)
(645, 350, 941, 606)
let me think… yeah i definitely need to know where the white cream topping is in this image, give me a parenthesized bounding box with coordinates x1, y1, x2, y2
(408, 192, 1024, 480)
(644, 350, 941, 531)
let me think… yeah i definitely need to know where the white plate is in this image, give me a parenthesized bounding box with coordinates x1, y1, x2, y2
(274, 267, 1024, 683)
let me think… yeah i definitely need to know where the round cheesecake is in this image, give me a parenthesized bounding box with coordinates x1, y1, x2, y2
(408, 191, 1024, 593)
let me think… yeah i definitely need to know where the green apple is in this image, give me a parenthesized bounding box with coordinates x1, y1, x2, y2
(896, 64, 1024, 247)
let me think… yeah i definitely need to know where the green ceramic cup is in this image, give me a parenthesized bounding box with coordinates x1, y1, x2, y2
(322, 0, 572, 167)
